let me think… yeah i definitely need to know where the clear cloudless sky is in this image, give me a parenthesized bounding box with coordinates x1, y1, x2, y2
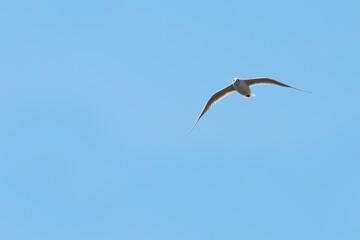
(1, 0, 359, 239)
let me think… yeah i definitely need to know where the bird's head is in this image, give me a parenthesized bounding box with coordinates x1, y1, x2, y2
(233, 78, 240, 84)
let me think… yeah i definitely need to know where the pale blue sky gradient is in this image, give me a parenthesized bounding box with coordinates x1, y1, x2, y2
(1, 0, 360, 239)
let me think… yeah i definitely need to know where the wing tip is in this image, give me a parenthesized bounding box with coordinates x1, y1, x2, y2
(189, 119, 199, 134)
(291, 86, 312, 93)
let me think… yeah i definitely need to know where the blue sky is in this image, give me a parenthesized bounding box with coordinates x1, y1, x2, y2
(0, 0, 359, 239)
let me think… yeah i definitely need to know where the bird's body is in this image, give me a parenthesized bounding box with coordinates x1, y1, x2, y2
(190, 77, 308, 132)
(233, 79, 254, 98)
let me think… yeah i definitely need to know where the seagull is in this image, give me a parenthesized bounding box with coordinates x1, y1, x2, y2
(190, 78, 309, 132)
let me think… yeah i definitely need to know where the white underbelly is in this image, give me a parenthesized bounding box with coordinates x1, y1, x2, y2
(235, 82, 251, 96)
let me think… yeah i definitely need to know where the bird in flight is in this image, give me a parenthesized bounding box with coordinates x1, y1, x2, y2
(190, 78, 309, 132)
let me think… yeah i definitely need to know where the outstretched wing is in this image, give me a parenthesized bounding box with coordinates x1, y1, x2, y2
(190, 84, 235, 133)
(245, 78, 310, 92)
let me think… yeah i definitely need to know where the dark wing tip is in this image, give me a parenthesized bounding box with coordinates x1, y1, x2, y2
(189, 118, 200, 134)
(289, 86, 312, 93)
